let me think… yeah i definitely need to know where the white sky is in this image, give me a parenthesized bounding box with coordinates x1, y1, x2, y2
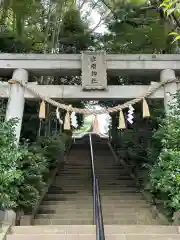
(90, 10, 107, 33)
(81, 2, 107, 33)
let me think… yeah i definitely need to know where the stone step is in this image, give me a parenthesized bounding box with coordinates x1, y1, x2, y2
(36, 212, 153, 220)
(44, 194, 144, 201)
(38, 206, 151, 214)
(57, 173, 129, 176)
(7, 234, 180, 240)
(60, 167, 125, 169)
(56, 172, 128, 176)
(11, 225, 179, 235)
(50, 188, 138, 191)
(49, 186, 137, 190)
(49, 188, 137, 192)
(54, 178, 134, 182)
(35, 210, 154, 219)
(42, 198, 145, 203)
(33, 218, 161, 225)
(60, 168, 127, 171)
(47, 189, 140, 194)
(61, 165, 125, 168)
(56, 175, 131, 179)
(10, 225, 95, 234)
(51, 185, 92, 188)
(58, 175, 130, 178)
(48, 186, 137, 191)
(40, 200, 148, 207)
(36, 213, 93, 219)
(52, 182, 135, 185)
(51, 183, 136, 187)
(33, 219, 93, 225)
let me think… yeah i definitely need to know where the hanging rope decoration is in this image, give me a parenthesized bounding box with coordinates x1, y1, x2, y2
(39, 100, 46, 119)
(8, 77, 176, 115)
(105, 114, 112, 133)
(71, 112, 78, 128)
(142, 98, 150, 118)
(93, 115, 100, 133)
(127, 104, 134, 124)
(56, 107, 63, 124)
(118, 109, 126, 130)
(64, 107, 71, 130)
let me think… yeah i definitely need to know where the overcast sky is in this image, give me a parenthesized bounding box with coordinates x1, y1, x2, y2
(80, 1, 107, 33)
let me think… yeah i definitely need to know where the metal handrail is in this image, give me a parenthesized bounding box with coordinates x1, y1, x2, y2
(89, 133, 105, 240)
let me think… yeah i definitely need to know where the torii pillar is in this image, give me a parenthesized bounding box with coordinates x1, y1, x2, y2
(160, 69, 178, 112)
(5, 69, 28, 144)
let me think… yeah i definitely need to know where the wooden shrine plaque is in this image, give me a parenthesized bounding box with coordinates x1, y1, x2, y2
(81, 51, 107, 90)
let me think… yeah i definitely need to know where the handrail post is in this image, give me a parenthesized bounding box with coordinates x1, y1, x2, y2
(89, 133, 95, 182)
(89, 133, 96, 224)
(96, 178, 105, 240)
(93, 180, 96, 224)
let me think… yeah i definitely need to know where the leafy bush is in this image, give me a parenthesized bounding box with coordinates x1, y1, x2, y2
(17, 133, 70, 213)
(150, 150, 180, 211)
(149, 93, 180, 213)
(0, 119, 24, 210)
(0, 118, 71, 213)
(17, 149, 48, 213)
(37, 133, 71, 169)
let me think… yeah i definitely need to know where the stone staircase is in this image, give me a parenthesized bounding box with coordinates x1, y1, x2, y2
(92, 143, 162, 225)
(33, 143, 93, 225)
(6, 139, 180, 239)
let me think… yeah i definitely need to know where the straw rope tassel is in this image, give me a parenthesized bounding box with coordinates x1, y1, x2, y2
(93, 115, 100, 133)
(118, 109, 126, 129)
(39, 100, 46, 119)
(143, 98, 150, 118)
(64, 111, 71, 130)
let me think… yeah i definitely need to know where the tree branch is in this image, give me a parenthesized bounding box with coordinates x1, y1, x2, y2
(88, 11, 111, 33)
(172, 12, 180, 28)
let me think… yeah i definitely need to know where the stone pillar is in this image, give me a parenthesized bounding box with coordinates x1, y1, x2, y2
(160, 69, 177, 112)
(5, 69, 28, 144)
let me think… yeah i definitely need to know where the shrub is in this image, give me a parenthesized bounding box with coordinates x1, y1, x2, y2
(17, 149, 48, 213)
(0, 118, 71, 213)
(37, 133, 70, 169)
(0, 119, 24, 210)
(150, 149, 180, 212)
(149, 93, 180, 213)
(17, 132, 71, 212)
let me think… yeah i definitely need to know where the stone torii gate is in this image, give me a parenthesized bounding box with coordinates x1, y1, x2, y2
(0, 51, 179, 143)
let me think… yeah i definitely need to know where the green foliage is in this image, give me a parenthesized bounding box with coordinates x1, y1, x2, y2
(100, 0, 178, 54)
(103, 10, 173, 54)
(150, 150, 180, 211)
(0, 118, 70, 212)
(37, 133, 70, 169)
(18, 132, 70, 213)
(160, 0, 180, 42)
(149, 92, 180, 213)
(59, 9, 92, 53)
(17, 148, 48, 212)
(0, 32, 31, 53)
(0, 119, 24, 210)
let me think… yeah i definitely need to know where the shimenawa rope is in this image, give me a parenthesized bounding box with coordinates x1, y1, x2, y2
(8, 77, 177, 114)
